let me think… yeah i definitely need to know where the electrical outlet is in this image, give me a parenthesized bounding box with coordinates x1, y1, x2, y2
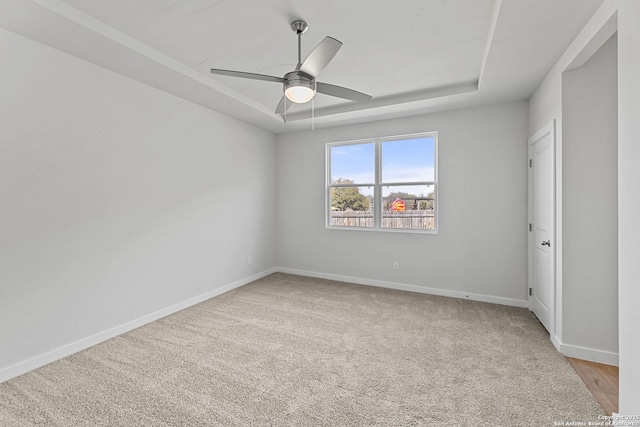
(393, 261, 399, 270)
(247, 256, 252, 265)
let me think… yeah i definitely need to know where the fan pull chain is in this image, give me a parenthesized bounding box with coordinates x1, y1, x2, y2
(312, 97, 315, 131)
(284, 97, 287, 123)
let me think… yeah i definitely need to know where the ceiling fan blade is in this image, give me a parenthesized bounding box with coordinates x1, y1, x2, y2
(275, 95, 293, 115)
(316, 82, 372, 102)
(210, 69, 284, 83)
(299, 36, 343, 77)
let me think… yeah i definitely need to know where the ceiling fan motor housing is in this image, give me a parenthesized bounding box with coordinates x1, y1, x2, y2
(283, 71, 316, 103)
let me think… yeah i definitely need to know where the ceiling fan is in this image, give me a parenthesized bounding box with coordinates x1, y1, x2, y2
(210, 20, 372, 117)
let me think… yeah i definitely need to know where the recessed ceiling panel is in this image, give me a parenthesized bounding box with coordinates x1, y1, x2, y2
(59, 0, 495, 113)
(2, 0, 605, 131)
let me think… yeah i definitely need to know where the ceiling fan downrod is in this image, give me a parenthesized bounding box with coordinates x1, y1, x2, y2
(291, 20, 308, 69)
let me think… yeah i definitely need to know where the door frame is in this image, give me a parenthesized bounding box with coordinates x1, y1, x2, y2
(528, 119, 558, 338)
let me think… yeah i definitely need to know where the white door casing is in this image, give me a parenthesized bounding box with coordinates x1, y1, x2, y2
(528, 120, 556, 333)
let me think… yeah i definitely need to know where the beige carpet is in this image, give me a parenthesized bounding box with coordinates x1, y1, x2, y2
(0, 273, 604, 426)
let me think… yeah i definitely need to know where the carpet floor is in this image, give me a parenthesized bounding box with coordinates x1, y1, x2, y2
(0, 273, 604, 426)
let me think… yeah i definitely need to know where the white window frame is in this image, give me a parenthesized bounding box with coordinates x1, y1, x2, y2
(326, 131, 438, 234)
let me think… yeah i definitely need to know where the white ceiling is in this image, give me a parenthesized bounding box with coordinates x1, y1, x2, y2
(0, 0, 605, 133)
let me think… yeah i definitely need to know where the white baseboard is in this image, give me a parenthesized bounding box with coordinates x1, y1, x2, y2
(551, 334, 619, 366)
(277, 267, 529, 308)
(0, 268, 277, 384)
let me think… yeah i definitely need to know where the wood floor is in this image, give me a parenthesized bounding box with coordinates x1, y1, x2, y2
(567, 357, 619, 415)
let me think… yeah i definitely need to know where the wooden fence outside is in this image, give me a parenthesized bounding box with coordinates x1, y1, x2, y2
(330, 210, 435, 230)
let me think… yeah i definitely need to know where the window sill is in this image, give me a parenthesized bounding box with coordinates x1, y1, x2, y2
(326, 225, 438, 235)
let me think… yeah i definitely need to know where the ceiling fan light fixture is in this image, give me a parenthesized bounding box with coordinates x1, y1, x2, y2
(285, 85, 315, 103)
(284, 72, 316, 103)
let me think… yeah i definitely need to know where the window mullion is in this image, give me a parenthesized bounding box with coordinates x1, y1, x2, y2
(325, 144, 331, 228)
(374, 140, 382, 229)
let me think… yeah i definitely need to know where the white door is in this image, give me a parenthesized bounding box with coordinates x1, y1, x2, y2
(528, 121, 555, 333)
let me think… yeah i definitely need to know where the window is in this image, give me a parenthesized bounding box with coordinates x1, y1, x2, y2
(326, 132, 437, 232)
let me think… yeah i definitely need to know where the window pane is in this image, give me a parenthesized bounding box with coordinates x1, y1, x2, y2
(330, 143, 374, 184)
(326, 133, 437, 233)
(381, 137, 435, 183)
(381, 185, 435, 230)
(330, 186, 374, 228)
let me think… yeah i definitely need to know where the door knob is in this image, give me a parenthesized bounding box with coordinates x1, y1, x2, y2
(541, 240, 551, 247)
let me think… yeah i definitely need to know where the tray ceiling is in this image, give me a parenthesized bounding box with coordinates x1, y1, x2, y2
(0, 0, 605, 133)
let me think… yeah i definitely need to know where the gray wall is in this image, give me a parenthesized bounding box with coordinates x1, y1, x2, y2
(529, 0, 640, 408)
(0, 28, 277, 377)
(528, 0, 620, 365)
(277, 101, 529, 305)
(561, 34, 618, 355)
